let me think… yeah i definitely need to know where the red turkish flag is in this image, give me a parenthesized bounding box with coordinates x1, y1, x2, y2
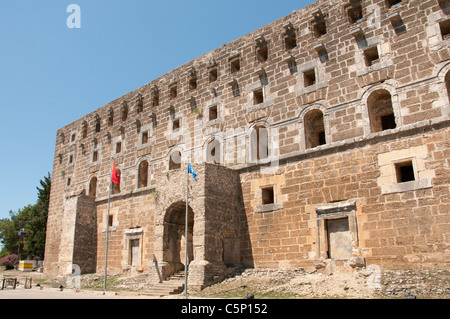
(111, 161, 120, 185)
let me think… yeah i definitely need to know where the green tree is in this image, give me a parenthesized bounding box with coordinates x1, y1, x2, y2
(0, 173, 51, 259)
(0, 211, 20, 258)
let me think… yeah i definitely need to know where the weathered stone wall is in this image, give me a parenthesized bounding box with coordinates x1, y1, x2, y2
(72, 195, 97, 274)
(239, 123, 450, 271)
(45, 0, 450, 280)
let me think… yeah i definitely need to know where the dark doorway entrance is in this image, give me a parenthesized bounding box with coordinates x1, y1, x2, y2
(163, 202, 194, 275)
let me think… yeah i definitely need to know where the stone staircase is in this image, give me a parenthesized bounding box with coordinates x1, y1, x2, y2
(141, 271, 185, 297)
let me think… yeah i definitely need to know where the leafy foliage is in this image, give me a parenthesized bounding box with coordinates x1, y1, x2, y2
(0, 254, 19, 269)
(0, 173, 51, 259)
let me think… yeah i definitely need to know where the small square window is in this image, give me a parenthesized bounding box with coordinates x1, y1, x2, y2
(262, 186, 274, 205)
(304, 69, 316, 87)
(440, 19, 450, 40)
(348, 4, 363, 24)
(189, 77, 197, 90)
(395, 161, 415, 183)
(209, 68, 218, 82)
(364, 46, 380, 67)
(209, 105, 218, 121)
(257, 45, 268, 62)
(386, 0, 402, 8)
(253, 89, 264, 105)
(381, 113, 396, 130)
(313, 21, 327, 38)
(173, 119, 181, 132)
(285, 33, 297, 50)
(231, 59, 240, 73)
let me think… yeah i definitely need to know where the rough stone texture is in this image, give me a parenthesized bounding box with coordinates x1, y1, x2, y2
(45, 0, 449, 291)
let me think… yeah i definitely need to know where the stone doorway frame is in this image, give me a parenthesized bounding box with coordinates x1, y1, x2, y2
(315, 200, 360, 261)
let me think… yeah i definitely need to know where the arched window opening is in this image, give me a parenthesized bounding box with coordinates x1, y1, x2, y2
(367, 89, 396, 132)
(169, 151, 182, 170)
(138, 160, 149, 188)
(304, 109, 326, 149)
(89, 176, 98, 198)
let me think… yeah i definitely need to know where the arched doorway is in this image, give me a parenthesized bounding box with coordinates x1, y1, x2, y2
(163, 202, 194, 276)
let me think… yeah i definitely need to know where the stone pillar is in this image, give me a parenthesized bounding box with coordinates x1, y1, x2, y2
(57, 194, 97, 276)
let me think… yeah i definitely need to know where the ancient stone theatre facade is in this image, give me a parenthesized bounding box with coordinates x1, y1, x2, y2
(44, 0, 450, 290)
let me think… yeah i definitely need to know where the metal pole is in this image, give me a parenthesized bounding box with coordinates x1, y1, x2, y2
(184, 158, 189, 298)
(103, 158, 113, 294)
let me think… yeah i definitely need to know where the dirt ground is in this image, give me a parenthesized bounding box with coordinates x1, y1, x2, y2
(1, 266, 449, 299)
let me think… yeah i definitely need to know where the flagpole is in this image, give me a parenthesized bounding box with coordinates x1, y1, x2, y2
(103, 158, 113, 294)
(184, 157, 189, 298)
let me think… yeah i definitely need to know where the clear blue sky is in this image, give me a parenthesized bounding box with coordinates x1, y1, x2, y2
(0, 0, 313, 222)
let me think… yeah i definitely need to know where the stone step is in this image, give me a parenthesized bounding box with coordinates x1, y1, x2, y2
(141, 272, 186, 296)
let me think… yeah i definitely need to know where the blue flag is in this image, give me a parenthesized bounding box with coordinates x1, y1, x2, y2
(188, 163, 197, 181)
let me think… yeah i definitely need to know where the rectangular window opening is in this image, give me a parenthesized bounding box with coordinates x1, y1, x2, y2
(230, 59, 240, 73)
(209, 68, 218, 82)
(209, 105, 218, 121)
(173, 119, 181, 132)
(141, 131, 149, 144)
(386, 0, 402, 8)
(348, 4, 363, 24)
(170, 86, 177, 99)
(257, 46, 268, 62)
(395, 161, 415, 183)
(116, 142, 122, 154)
(93, 150, 98, 162)
(285, 33, 297, 50)
(381, 113, 396, 130)
(262, 186, 274, 205)
(108, 215, 114, 227)
(364, 46, 380, 67)
(318, 131, 326, 146)
(304, 69, 316, 87)
(440, 19, 450, 40)
(253, 89, 264, 105)
(189, 78, 197, 90)
(152, 93, 160, 107)
(313, 21, 327, 38)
